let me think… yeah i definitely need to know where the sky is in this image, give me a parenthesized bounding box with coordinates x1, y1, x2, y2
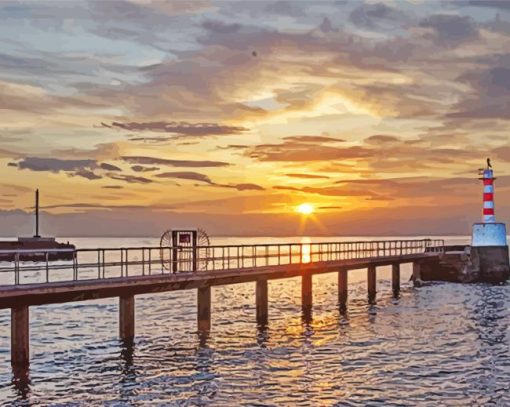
(1, 0, 510, 237)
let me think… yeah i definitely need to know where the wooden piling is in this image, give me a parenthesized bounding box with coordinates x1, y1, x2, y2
(367, 265, 376, 303)
(119, 295, 135, 340)
(11, 305, 29, 367)
(338, 269, 348, 309)
(412, 262, 422, 286)
(302, 272, 312, 314)
(392, 263, 400, 295)
(256, 279, 268, 326)
(197, 286, 211, 332)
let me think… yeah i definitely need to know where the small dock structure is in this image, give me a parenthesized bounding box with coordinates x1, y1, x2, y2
(0, 238, 445, 369)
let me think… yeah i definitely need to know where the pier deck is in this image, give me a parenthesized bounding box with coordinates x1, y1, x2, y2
(0, 238, 444, 368)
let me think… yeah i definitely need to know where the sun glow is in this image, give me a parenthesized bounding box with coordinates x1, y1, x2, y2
(297, 203, 314, 215)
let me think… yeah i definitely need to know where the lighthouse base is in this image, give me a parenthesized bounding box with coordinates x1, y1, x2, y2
(420, 246, 510, 284)
(465, 246, 510, 283)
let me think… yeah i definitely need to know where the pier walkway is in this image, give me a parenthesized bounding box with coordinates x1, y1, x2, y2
(0, 238, 444, 368)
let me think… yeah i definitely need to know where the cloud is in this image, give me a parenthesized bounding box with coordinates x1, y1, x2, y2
(283, 135, 345, 143)
(273, 184, 382, 198)
(108, 174, 153, 184)
(103, 121, 247, 137)
(202, 20, 242, 34)
(155, 171, 213, 184)
(74, 169, 102, 180)
(131, 165, 160, 172)
(419, 14, 479, 45)
(350, 2, 407, 29)
(122, 155, 230, 167)
(246, 141, 370, 162)
(285, 173, 330, 179)
(100, 163, 122, 171)
(467, 1, 510, 11)
(215, 182, 265, 191)
(15, 157, 96, 172)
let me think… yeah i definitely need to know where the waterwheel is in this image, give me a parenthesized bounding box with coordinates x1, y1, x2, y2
(159, 228, 211, 272)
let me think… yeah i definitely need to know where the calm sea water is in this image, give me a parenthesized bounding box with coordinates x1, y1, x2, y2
(1, 236, 509, 406)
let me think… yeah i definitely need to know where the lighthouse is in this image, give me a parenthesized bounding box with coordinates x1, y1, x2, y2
(469, 158, 510, 282)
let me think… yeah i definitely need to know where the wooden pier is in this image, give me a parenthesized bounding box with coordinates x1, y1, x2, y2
(0, 239, 444, 368)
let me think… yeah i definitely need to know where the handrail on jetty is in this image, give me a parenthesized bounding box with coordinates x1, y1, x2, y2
(0, 238, 444, 286)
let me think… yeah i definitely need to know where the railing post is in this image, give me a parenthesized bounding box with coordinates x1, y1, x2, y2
(15, 253, 19, 285)
(256, 279, 268, 326)
(11, 305, 29, 368)
(73, 252, 78, 281)
(45, 252, 49, 283)
(102, 249, 106, 278)
(97, 251, 101, 279)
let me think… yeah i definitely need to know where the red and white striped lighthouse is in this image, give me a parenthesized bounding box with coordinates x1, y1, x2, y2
(480, 159, 496, 223)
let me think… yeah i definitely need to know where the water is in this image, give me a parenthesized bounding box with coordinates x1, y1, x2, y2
(1, 236, 509, 405)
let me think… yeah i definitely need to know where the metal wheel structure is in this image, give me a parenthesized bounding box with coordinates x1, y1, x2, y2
(159, 228, 211, 272)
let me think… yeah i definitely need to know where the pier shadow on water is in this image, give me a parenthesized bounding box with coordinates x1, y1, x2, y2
(118, 338, 138, 403)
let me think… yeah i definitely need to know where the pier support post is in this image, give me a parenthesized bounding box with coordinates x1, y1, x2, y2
(119, 295, 135, 341)
(197, 286, 211, 332)
(412, 262, 422, 286)
(256, 279, 268, 326)
(11, 306, 29, 367)
(302, 272, 312, 321)
(338, 269, 348, 309)
(392, 263, 400, 296)
(367, 265, 376, 303)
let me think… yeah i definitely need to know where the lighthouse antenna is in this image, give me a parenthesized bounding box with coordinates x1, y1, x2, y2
(34, 189, 40, 238)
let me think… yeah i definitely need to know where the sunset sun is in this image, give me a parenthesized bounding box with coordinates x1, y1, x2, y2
(297, 203, 314, 215)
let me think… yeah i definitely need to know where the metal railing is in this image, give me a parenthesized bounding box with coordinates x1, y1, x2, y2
(0, 239, 444, 286)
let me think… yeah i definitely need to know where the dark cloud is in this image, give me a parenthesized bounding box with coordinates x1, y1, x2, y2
(122, 155, 230, 168)
(450, 57, 510, 119)
(364, 135, 400, 144)
(350, 2, 406, 29)
(131, 165, 160, 172)
(100, 162, 122, 171)
(202, 20, 242, 34)
(102, 185, 124, 189)
(217, 144, 249, 150)
(420, 14, 479, 45)
(74, 169, 102, 180)
(103, 121, 247, 137)
(216, 183, 265, 191)
(155, 171, 213, 184)
(128, 136, 172, 143)
(264, 1, 306, 17)
(232, 183, 264, 191)
(467, 1, 510, 10)
(15, 157, 96, 172)
(108, 174, 153, 184)
(318, 17, 336, 33)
